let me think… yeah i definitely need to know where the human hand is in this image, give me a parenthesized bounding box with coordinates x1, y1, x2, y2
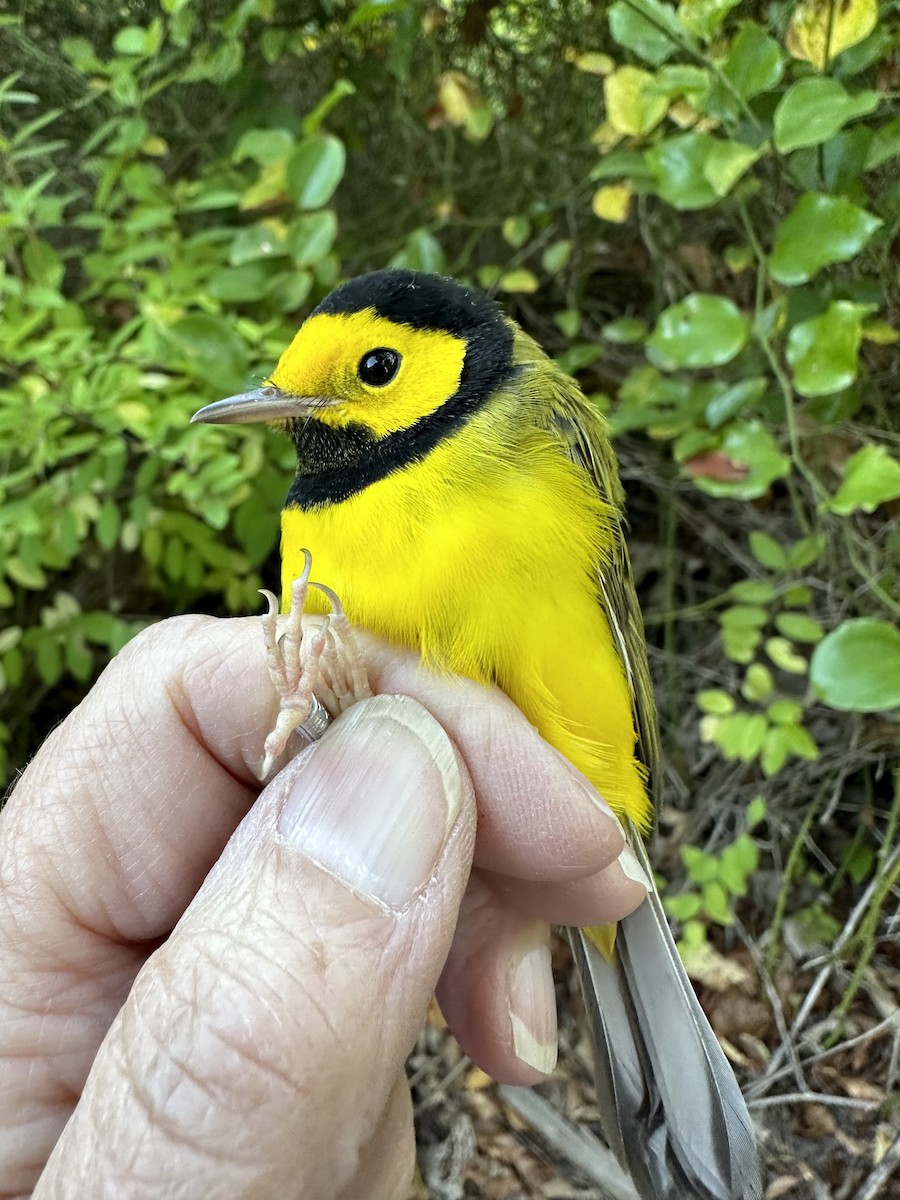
(0, 615, 648, 1199)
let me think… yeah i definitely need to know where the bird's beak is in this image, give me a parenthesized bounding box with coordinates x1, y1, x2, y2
(190, 385, 319, 425)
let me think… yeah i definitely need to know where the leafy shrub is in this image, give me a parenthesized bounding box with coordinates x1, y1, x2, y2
(1, 2, 898, 994)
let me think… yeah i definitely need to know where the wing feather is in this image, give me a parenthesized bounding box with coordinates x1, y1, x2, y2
(536, 357, 762, 1200)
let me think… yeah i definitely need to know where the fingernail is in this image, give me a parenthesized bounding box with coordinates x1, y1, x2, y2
(508, 928, 558, 1075)
(546, 744, 616, 819)
(277, 695, 462, 913)
(617, 843, 652, 892)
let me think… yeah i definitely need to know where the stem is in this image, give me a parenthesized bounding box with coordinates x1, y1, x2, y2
(737, 200, 827, 506)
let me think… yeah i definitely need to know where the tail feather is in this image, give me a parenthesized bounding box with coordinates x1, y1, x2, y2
(569, 832, 762, 1200)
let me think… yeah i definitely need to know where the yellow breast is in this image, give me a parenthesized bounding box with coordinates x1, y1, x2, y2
(281, 409, 650, 826)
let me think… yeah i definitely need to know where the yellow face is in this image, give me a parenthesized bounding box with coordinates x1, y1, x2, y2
(269, 309, 468, 439)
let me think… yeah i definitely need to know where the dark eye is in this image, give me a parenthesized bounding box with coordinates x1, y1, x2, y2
(358, 347, 401, 386)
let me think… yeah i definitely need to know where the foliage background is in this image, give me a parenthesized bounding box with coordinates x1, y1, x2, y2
(2, 0, 899, 1194)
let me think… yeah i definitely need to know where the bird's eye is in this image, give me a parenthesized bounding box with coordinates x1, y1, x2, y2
(358, 347, 401, 387)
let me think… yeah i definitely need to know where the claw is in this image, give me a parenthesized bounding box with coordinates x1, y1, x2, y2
(258, 550, 372, 779)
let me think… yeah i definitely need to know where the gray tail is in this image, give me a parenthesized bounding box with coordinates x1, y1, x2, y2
(569, 833, 762, 1200)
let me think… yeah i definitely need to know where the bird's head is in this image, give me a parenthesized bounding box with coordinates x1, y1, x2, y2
(192, 269, 516, 446)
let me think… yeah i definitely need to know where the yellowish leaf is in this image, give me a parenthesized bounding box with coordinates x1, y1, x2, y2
(436, 71, 483, 127)
(239, 159, 288, 211)
(862, 319, 899, 345)
(498, 268, 539, 293)
(680, 940, 753, 991)
(786, 0, 878, 69)
(592, 183, 632, 223)
(590, 120, 624, 152)
(573, 51, 615, 74)
(669, 98, 700, 128)
(142, 135, 169, 156)
(604, 65, 669, 136)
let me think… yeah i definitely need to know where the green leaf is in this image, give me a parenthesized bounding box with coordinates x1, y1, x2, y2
(648, 293, 748, 369)
(113, 25, 149, 54)
(692, 422, 790, 500)
(542, 240, 572, 274)
(646, 132, 760, 210)
(761, 726, 791, 775)
(286, 135, 345, 209)
(603, 317, 648, 343)
(677, 0, 740, 40)
(705, 377, 767, 429)
(704, 139, 762, 196)
(207, 261, 274, 303)
(554, 308, 581, 338)
(775, 613, 823, 643)
(730, 580, 776, 604)
(780, 724, 819, 761)
(555, 344, 603, 375)
(96, 500, 120, 551)
(721, 605, 768, 629)
(843, 844, 875, 886)
(786, 301, 873, 397)
(266, 270, 312, 313)
(787, 534, 826, 570)
(721, 22, 783, 99)
(702, 880, 733, 924)
(682, 845, 719, 883)
(749, 531, 787, 570)
(811, 619, 900, 711)
(233, 127, 295, 166)
(665, 893, 703, 921)
(865, 116, 900, 170)
(719, 834, 758, 891)
(784, 585, 813, 608)
(35, 636, 63, 686)
(742, 662, 774, 701)
(765, 637, 808, 674)
(499, 269, 539, 294)
(773, 78, 879, 153)
(746, 796, 767, 827)
(605, 66, 669, 136)
(390, 228, 445, 274)
(767, 699, 803, 725)
(289, 210, 337, 266)
(828, 444, 900, 514)
(769, 193, 882, 285)
(502, 215, 530, 248)
(608, 0, 691, 66)
(229, 223, 285, 266)
(697, 689, 736, 715)
(168, 313, 249, 390)
(737, 712, 768, 761)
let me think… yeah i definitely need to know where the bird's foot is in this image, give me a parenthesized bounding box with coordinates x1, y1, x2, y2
(258, 549, 371, 779)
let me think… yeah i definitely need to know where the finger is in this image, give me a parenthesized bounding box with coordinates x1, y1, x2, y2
(436, 876, 557, 1086)
(480, 848, 650, 926)
(0, 616, 284, 1189)
(360, 638, 627, 882)
(34, 696, 474, 1200)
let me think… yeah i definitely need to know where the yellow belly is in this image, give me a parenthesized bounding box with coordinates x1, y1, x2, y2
(280, 424, 650, 827)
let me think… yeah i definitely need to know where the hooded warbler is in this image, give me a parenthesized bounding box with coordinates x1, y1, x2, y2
(192, 268, 761, 1200)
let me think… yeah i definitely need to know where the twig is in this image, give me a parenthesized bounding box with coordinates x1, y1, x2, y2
(850, 1132, 900, 1200)
(749, 1092, 882, 1113)
(758, 1013, 900, 1092)
(734, 917, 807, 1092)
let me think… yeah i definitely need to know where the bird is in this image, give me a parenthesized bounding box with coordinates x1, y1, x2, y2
(191, 268, 761, 1200)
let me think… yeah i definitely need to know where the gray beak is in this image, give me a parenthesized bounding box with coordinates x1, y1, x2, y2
(191, 385, 318, 425)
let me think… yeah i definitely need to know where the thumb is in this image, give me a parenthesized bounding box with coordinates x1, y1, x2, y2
(36, 695, 475, 1200)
